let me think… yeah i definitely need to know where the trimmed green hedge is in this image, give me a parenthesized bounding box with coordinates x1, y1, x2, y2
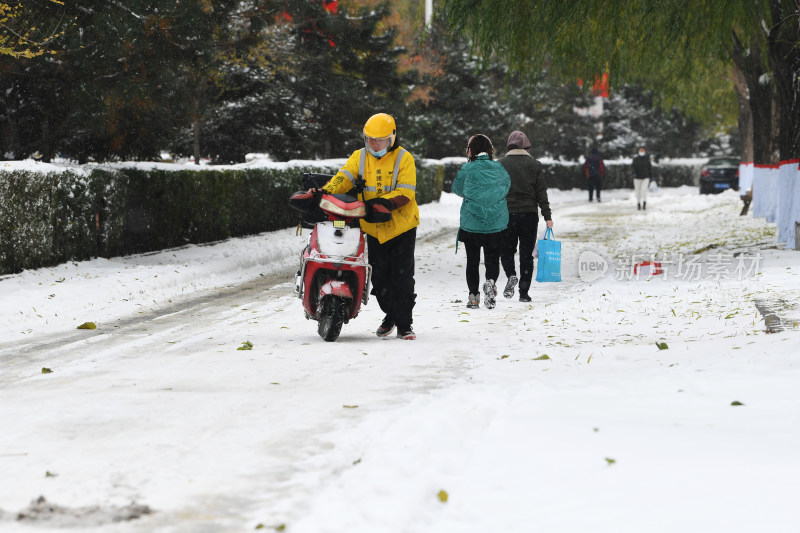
(0, 170, 110, 274)
(0, 163, 443, 275)
(442, 159, 702, 192)
(2, 157, 697, 275)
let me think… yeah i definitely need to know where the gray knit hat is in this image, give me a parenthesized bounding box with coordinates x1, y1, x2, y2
(506, 131, 531, 150)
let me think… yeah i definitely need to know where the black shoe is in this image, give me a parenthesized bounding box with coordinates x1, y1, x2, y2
(397, 328, 416, 340)
(643, 201, 646, 210)
(519, 292, 532, 303)
(376, 316, 395, 337)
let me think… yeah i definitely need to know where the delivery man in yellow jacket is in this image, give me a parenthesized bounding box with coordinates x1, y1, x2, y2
(320, 113, 419, 340)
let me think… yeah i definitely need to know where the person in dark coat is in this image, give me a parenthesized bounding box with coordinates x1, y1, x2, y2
(497, 131, 554, 303)
(583, 147, 605, 202)
(631, 146, 653, 210)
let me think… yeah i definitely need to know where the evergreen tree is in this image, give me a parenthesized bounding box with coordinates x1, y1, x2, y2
(405, 30, 511, 159)
(601, 85, 711, 159)
(405, 18, 597, 160)
(170, 0, 413, 162)
(505, 76, 597, 161)
(0, 1, 736, 164)
(286, 0, 411, 159)
(170, 5, 298, 163)
(0, 1, 267, 161)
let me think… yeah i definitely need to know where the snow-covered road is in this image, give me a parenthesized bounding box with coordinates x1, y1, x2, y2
(1, 188, 799, 532)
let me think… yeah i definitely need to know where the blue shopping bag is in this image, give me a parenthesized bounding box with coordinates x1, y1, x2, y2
(535, 227, 562, 282)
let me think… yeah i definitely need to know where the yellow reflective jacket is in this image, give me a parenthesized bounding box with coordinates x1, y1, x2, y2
(322, 147, 420, 243)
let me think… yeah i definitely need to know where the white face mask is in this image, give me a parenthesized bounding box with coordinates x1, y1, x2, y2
(368, 146, 388, 158)
(638, 151, 646, 156)
(365, 135, 392, 158)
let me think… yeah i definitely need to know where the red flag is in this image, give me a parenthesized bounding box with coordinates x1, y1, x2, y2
(592, 72, 609, 98)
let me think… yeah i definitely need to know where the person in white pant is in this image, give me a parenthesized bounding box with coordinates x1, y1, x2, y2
(631, 146, 652, 210)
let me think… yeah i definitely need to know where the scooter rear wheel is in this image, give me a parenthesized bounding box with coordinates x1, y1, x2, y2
(317, 295, 347, 342)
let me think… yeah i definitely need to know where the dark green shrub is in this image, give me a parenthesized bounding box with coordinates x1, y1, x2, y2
(0, 162, 443, 275)
(1, 171, 57, 272)
(442, 158, 701, 192)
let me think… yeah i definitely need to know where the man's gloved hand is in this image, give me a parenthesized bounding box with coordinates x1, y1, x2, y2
(364, 197, 393, 223)
(306, 188, 326, 204)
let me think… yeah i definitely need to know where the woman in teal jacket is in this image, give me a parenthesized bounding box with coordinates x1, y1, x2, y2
(452, 134, 511, 309)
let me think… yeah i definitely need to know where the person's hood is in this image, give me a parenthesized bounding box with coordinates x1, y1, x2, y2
(506, 131, 531, 150)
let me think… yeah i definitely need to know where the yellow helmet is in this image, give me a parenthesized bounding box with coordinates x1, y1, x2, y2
(363, 113, 396, 158)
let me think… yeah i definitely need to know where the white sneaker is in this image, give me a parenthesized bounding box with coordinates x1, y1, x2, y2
(467, 293, 480, 309)
(483, 280, 497, 309)
(503, 276, 518, 298)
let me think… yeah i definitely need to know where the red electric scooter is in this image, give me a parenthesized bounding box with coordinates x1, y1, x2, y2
(289, 175, 372, 341)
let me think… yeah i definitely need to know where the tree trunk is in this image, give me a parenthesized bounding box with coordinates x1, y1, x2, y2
(1, 117, 16, 160)
(767, 0, 800, 159)
(193, 98, 201, 165)
(731, 33, 777, 164)
(770, 95, 781, 158)
(42, 118, 52, 163)
(193, 118, 201, 165)
(731, 67, 753, 162)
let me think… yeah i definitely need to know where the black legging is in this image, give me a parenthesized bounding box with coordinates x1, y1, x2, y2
(500, 212, 539, 294)
(588, 176, 601, 200)
(460, 230, 501, 295)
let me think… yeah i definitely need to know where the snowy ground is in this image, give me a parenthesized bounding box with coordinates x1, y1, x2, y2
(1, 186, 799, 532)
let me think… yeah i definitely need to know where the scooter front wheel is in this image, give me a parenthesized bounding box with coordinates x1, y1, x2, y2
(317, 295, 347, 342)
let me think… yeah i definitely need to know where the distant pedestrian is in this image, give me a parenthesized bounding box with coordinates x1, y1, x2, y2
(452, 134, 510, 310)
(583, 147, 604, 202)
(497, 131, 553, 303)
(631, 146, 653, 210)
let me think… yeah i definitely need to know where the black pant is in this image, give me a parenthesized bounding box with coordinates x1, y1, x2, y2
(500, 212, 538, 294)
(460, 230, 501, 295)
(366, 228, 416, 330)
(588, 176, 601, 200)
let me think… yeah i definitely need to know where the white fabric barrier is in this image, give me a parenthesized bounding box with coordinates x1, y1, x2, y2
(776, 160, 799, 248)
(751, 164, 779, 222)
(794, 163, 800, 249)
(738, 161, 754, 193)
(750, 165, 765, 218)
(768, 165, 781, 224)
